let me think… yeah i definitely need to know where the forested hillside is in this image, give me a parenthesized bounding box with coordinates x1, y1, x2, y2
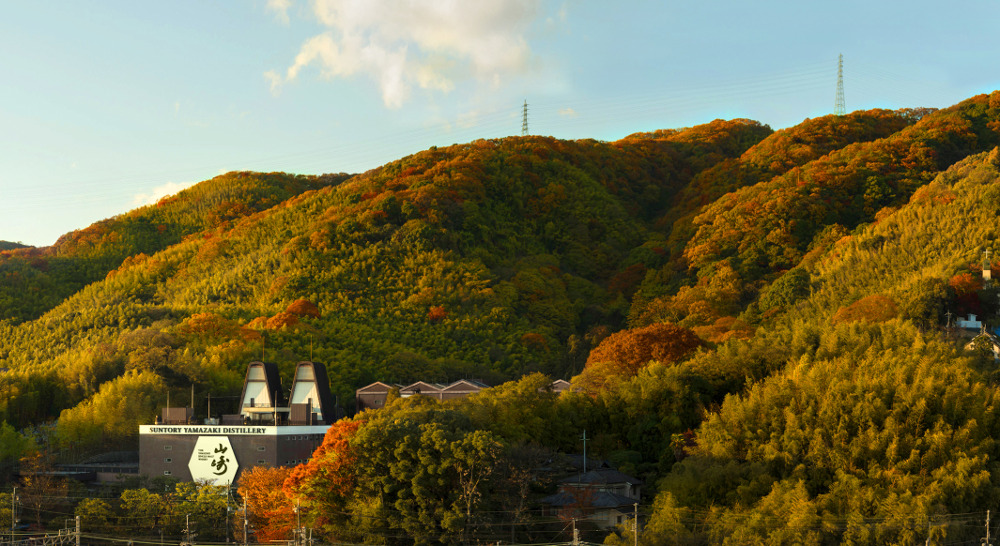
(0, 172, 348, 323)
(4, 91, 1000, 544)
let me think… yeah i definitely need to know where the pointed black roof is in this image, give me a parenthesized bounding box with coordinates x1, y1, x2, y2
(239, 361, 285, 410)
(289, 361, 337, 423)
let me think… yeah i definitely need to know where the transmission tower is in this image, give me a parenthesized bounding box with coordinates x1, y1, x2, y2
(521, 99, 529, 136)
(834, 54, 846, 116)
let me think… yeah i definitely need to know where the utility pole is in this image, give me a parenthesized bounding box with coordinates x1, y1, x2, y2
(11, 486, 16, 545)
(581, 430, 588, 474)
(985, 510, 993, 546)
(295, 501, 301, 546)
(225, 482, 231, 544)
(634, 503, 638, 546)
(75, 515, 80, 546)
(243, 497, 248, 546)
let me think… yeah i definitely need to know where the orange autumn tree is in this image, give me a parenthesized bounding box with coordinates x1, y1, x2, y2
(285, 298, 321, 318)
(831, 294, 898, 325)
(284, 418, 364, 538)
(236, 466, 296, 543)
(575, 323, 704, 391)
(949, 271, 984, 316)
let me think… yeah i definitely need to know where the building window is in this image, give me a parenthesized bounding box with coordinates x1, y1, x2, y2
(164, 458, 172, 463)
(258, 459, 267, 465)
(164, 471, 172, 476)
(163, 445, 172, 451)
(257, 446, 266, 451)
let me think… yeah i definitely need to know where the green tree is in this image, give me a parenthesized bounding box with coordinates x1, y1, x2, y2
(75, 498, 115, 534)
(119, 488, 165, 534)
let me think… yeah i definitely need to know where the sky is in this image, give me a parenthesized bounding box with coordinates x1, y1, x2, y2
(2, 1, 999, 247)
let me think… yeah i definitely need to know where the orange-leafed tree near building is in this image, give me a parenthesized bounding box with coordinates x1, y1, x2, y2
(236, 466, 296, 544)
(284, 418, 364, 535)
(949, 271, 984, 316)
(575, 323, 703, 391)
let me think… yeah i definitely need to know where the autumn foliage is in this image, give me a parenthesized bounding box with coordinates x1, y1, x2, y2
(576, 323, 703, 391)
(949, 271, 984, 316)
(427, 305, 448, 322)
(586, 323, 704, 372)
(285, 298, 321, 318)
(284, 419, 363, 534)
(236, 466, 296, 543)
(831, 294, 899, 325)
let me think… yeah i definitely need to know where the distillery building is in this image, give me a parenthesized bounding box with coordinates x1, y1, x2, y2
(139, 361, 336, 484)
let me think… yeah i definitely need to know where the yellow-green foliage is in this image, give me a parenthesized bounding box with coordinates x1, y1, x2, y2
(55, 370, 166, 451)
(0, 421, 35, 463)
(657, 321, 999, 544)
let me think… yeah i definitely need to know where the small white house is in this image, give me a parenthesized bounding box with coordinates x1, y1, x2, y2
(965, 332, 1000, 361)
(956, 314, 983, 330)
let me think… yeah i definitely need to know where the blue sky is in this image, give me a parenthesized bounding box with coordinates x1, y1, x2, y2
(2, 0, 999, 246)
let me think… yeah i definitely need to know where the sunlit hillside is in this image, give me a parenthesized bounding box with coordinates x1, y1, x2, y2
(4, 91, 1000, 545)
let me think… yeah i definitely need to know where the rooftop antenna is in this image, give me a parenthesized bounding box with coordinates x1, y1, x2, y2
(521, 99, 529, 136)
(834, 54, 846, 116)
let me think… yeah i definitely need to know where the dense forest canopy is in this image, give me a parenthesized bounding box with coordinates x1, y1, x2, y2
(4, 91, 1000, 544)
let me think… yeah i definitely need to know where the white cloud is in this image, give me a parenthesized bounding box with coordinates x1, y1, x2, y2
(264, 70, 283, 95)
(456, 109, 482, 129)
(559, 107, 577, 118)
(266, 0, 293, 25)
(132, 181, 198, 207)
(269, 0, 542, 108)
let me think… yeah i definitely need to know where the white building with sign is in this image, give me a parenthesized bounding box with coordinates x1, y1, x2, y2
(139, 361, 337, 482)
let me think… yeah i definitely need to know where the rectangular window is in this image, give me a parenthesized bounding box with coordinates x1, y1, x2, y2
(257, 446, 266, 451)
(258, 459, 267, 465)
(163, 445, 172, 451)
(163, 471, 172, 476)
(164, 458, 172, 463)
